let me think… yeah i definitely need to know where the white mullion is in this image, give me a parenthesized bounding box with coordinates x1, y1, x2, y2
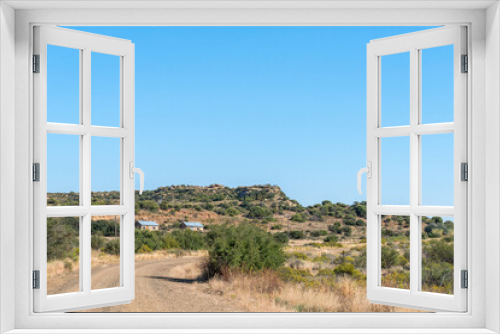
(372, 205, 411, 215)
(82, 48, 92, 294)
(409, 47, 419, 295)
(412, 206, 454, 217)
(416, 48, 423, 293)
(90, 126, 129, 138)
(372, 126, 411, 138)
(413, 123, 454, 135)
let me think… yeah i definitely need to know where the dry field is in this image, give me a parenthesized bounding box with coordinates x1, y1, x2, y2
(47, 250, 420, 313)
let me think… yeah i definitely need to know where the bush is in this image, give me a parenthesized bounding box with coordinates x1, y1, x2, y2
(342, 226, 352, 237)
(323, 235, 338, 245)
(47, 217, 79, 261)
(103, 239, 120, 255)
(137, 200, 159, 212)
(310, 230, 327, 237)
(273, 232, 289, 244)
(334, 263, 365, 280)
(172, 229, 206, 250)
(290, 230, 305, 239)
(91, 233, 105, 250)
(423, 240, 454, 264)
(246, 206, 273, 219)
(162, 233, 180, 249)
(204, 224, 285, 277)
(290, 213, 307, 223)
(381, 246, 399, 269)
(271, 224, 283, 230)
(355, 219, 366, 226)
(226, 207, 240, 217)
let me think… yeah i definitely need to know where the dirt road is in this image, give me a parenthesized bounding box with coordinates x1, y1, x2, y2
(73, 256, 244, 312)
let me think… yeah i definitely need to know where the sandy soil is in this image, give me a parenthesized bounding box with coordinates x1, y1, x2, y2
(67, 256, 245, 312)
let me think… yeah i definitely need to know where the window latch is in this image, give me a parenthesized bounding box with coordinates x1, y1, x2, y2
(129, 162, 144, 195)
(357, 162, 372, 195)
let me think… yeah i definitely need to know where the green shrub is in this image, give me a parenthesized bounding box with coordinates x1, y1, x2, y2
(171, 229, 205, 250)
(313, 255, 330, 263)
(381, 246, 399, 269)
(273, 232, 289, 244)
(246, 206, 273, 219)
(137, 200, 159, 212)
(334, 263, 365, 280)
(290, 213, 307, 223)
(47, 217, 79, 261)
(138, 244, 152, 253)
(103, 239, 120, 255)
(91, 233, 105, 250)
(204, 224, 285, 277)
(291, 252, 309, 261)
(290, 230, 305, 239)
(271, 224, 283, 230)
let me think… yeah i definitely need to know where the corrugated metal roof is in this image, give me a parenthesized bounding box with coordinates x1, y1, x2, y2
(137, 220, 159, 226)
(183, 222, 204, 227)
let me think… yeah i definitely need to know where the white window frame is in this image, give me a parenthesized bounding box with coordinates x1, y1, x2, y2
(0, 2, 499, 333)
(33, 26, 136, 312)
(366, 26, 468, 312)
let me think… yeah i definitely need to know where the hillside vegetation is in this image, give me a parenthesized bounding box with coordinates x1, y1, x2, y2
(47, 184, 455, 305)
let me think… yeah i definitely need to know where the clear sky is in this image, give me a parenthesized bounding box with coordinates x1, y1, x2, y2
(47, 26, 454, 207)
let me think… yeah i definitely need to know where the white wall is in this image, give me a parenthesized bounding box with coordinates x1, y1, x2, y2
(0, 2, 16, 333)
(485, 2, 500, 333)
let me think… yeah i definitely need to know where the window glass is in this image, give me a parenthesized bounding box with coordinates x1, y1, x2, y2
(381, 52, 410, 127)
(47, 217, 81, 295)
(47, 133, 80, 206)
(91, 215, 121, 290)
(421, 216, 454, 294)
(47, 45, 80, 124)
(91, 52, 121, 127)
(421, 45, 454, 124)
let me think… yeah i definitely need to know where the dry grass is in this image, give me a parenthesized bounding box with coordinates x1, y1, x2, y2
(206, 270, 421, 313)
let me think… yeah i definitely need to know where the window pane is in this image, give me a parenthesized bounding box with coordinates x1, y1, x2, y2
(421, 45, 454, 124)
(381, 136, 410, 205)
(47, 133, 80, 206)
(91, 137, 121, 205)
(380, 215, 410, 289)
(91, 215, 121, 290)
(421, 133, 454, 207)
(91, 52, 121, 127)
(381, 52, 410, 127)
(421, 216, 454, 295)
(47, 45, 80, 124)
(47, 217, 80, 295)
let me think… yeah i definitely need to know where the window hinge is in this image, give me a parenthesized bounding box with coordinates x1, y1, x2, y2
(461, 270, 468, 289)
(33, 54, 40, 73)
(33, 270, 40, 289)
(461, 162, 468, 182)
(461, 54, 468, 73)
(33, 163, 40, 182)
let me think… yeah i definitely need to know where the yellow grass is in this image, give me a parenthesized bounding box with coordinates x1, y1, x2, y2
(207, 271, 422, 313)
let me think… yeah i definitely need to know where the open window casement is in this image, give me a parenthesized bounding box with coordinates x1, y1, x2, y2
(364, 26, 467, 312)
(33, 26, 139, 312)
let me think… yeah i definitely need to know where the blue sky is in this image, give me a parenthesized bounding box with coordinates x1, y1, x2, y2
(47, 26, 454, 207)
